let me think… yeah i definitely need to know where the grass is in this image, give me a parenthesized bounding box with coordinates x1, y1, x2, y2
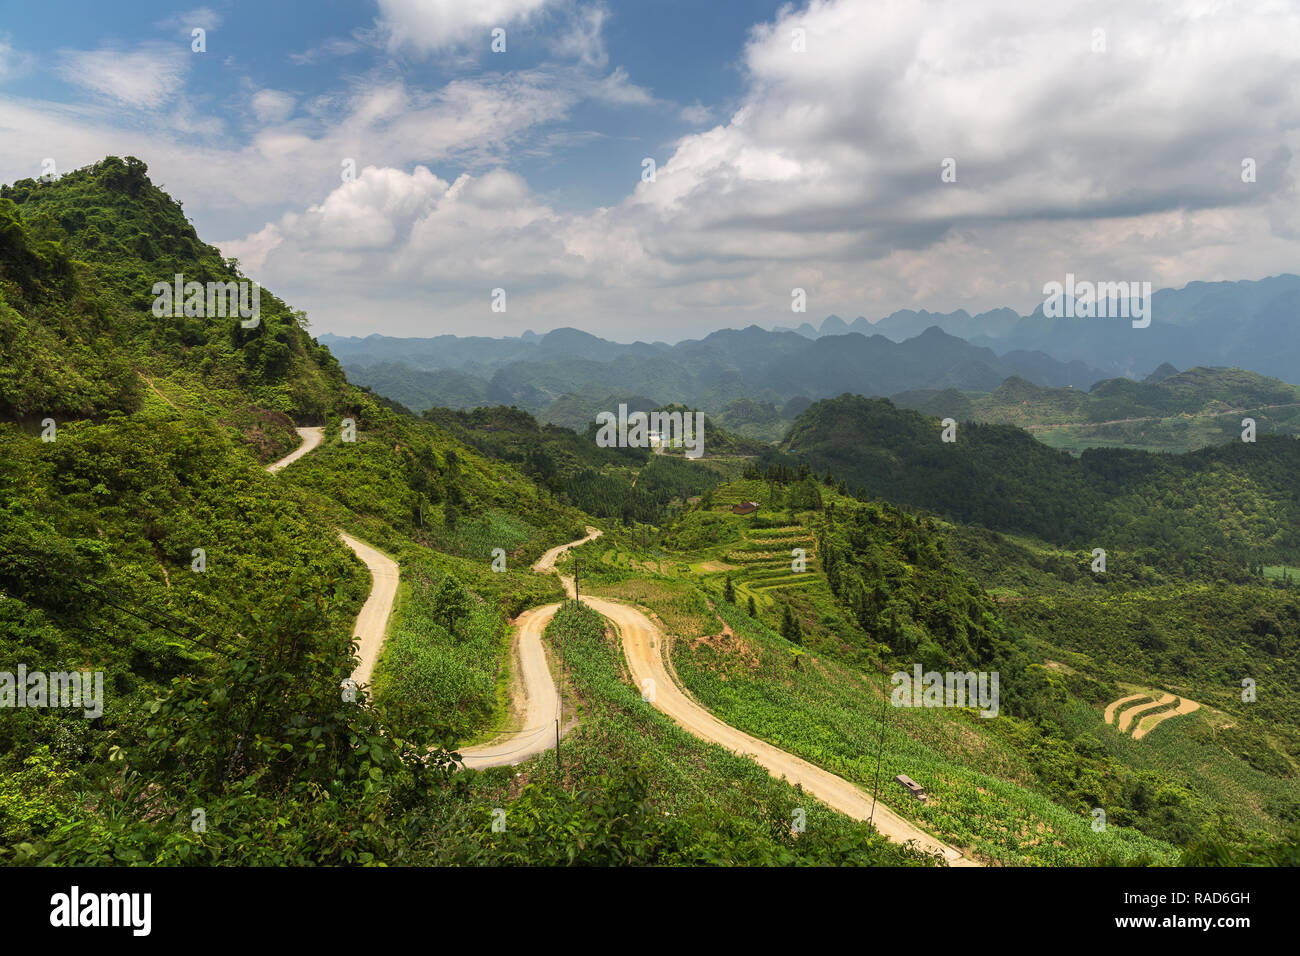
(672, 600, 1178, 865)
(452, 601, 945, 865)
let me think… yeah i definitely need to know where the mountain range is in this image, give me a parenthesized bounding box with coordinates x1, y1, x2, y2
(325, 275, 1298, 423)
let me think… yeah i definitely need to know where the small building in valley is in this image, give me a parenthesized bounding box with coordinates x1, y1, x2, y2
(895, 774, 928, 803)
(731, 501, 760, 515)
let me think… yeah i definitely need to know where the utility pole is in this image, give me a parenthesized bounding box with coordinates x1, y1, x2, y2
(869, 693, 888, 828)
(556, 610, 562, 771)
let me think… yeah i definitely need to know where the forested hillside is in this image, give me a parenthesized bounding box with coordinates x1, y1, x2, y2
(0, 159, 589, 863)
(0, 159, 942, 867)
(892, 367, 1300, 453)
(780, 394, 1300, 574)
(577, 466, 1299, 862)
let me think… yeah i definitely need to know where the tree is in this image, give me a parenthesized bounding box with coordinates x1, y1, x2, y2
(780, 605, 802, 645)
(724, 576, 736, 604)
(432, 574, 471, 637)
(747, 595, 757, 617)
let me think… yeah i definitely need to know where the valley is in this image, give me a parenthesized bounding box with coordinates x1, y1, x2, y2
(0, 158, 1296, 871)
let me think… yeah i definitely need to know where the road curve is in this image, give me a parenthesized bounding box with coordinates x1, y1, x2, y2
(337, 531, 399, 687)
(458, 603, 562, 769)
(535, 525, 602, 594)
(458, 526, 603, 768)
(264, 427, 397, 686)
(265, 436, 973, 859)
(583, 593, 978, 865)
(266, 425, 324, 473)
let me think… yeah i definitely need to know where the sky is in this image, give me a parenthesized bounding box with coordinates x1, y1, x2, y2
(1, 0, 1298, 341)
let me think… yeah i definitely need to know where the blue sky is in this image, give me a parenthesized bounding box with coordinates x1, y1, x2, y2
(2, 1, 1298, 340)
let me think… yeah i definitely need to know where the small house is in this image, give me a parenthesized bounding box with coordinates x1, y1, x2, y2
(732, 501, 760, 515)
(894, 773, 928, 803)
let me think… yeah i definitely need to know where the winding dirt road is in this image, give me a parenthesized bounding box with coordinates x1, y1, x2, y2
(457, 527, 602, 767)
(337, 531, 399, 687)
(266, 425, 323, 473)
(265, 427, 398, 687)
(265, 434, 972, 858)
(583, 593, 977, 865)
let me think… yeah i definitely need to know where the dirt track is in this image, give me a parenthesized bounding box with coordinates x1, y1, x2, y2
(457, 527, 601, 768)
(265, 438, 975, 857)
(265, 427, 398, 687)
(266, 425, 323, 473)
(583, 592, 978, 865)
(336, 531, 399, 687)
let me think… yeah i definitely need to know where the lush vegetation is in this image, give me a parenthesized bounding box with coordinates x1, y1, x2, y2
(893, 367, 1300, 453)
(780, 393, 1300, 575)
(4, 157, 1296, 868)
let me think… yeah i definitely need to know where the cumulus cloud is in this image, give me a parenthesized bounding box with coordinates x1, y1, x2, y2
(220, 0, 1300, 338)
(9, 0, 1300, 340)
(155, 6, 223, 32)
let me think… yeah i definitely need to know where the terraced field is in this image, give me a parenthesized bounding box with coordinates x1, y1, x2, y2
(1103, 689, 1204, 741)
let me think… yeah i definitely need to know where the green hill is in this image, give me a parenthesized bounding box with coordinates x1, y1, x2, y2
(0, 159, 589, 864)
(780, 393, 1300, 574)
(891, 367, 1300, 453)
(1, 158, 949, 867)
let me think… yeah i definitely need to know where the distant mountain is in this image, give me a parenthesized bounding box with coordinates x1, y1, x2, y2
(820, 314, 850, 336)
(862, 307, 1023, 343)
(1143, 362, 1180, 384)
(335, 324, 1107, 423)
(539, 392, 662, 432)
(327, 275, 1296, 429)
(773, 277, 1298, 381)
(968, 275, 1300, 380)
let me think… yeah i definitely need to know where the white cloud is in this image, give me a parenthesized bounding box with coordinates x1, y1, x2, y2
(56, 44, 190, 109)
(250, 89, 296, 124)
(377, 0, 554, 53)
(679, 103, 712, 125)
(218, 0, 1300, 339)
(155, 6, 223, 32)
(288, 36, 367, 65)
(0, 36, 36, 82)
(546, 3, 608, 67)
(0, 69, 578, 228)
(7, 0, 1300, 341)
